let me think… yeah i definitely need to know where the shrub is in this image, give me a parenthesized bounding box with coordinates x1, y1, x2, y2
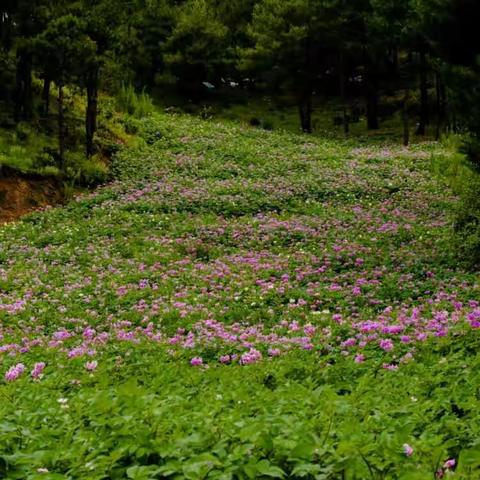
(64, 152, 109, 186)
(199, 105, 214, 120)
(262, 118, 274, 131)
(116, 84, 154, 119)
(15, 122, 31, 141)
(77, 155, 109, 186)
(2, 145, 32, 172)
(37, 165, 60, 177)
(454, 174, 480, 268)
(122, 116, 139, 135)
(459, 135, 480, 170)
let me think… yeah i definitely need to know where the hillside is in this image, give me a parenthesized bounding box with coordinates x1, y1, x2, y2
(0, 114, 479, 479)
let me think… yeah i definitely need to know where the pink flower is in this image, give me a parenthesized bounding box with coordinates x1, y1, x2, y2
(219, 355, 231, 364)
(382, 363, 398, 371)
(190, 357, 203, 366)
(241, 348, 262, 365)
(268, 348, 281, 357)
(379, 339, 394, 351)
(85, 360, 98, 371)
(443, 459, 455, 469)
(403, 443, 414, 457)
(332, 314, 343, 324)
(5, 363, 25, 382)
(31, 362, 46, 379)
(303, 324, 316, 336)
(354, 354, 365, 364)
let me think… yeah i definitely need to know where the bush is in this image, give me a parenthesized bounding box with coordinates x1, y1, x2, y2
(454, 175, 480, 268)
(77, 156, 109, 186)
(116, 84, 154, 119)
(459, 135, 480, 170)
(262, 119, 274, 131)
(199, 105, 214, 120)
(2, 145, 32, 172)
(122, 116, 139, 135)
(15, 122, 32, 141)
(37, 165, 61, 177)
(64, 152, 109, 186)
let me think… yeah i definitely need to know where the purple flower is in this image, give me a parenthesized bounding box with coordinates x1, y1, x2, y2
(382, 363, 398, 371)
(241, 348, 262, 365)
(31, 362, 46, 379)
(332, 314, 343, 324)
(190, 357, 203, 366)
(303, 324, 316, 336)
(354, 354, 365, 364)
(403, 443, 414, 457)
(219, 355, 231, 364)
(268, 348, 281, 357)
(85, 360, 98, 371)
(5, 363, 25, 382)
(352, 286, 362, 296)
(379, 339, 394, 351)
(443, 459, 455, 469)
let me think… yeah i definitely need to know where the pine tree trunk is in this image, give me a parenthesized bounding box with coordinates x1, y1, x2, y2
(86, 67, 99, 157)
(403, 88, 410, 147)
(417, 49, 429, 136)
(58, 84, 65, 169)
(441, 81, 448, 133)
(339, 52, 349, 135)
(42, 76, 51, 116)
(14, 51, 33, 122)
(298, 92, 312, 134)
(365, 62, 379, 130)
(435, 72, 447, 140)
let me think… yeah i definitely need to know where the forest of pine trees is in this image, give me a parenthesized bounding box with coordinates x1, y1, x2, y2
(0, 0, 479, 160)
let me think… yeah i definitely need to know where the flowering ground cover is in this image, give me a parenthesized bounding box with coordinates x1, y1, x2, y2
(0, 114, 479, 479)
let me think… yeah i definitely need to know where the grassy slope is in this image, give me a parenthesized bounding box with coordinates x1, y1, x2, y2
(0, 114, 479, 479)
(0, 89, 128, 186)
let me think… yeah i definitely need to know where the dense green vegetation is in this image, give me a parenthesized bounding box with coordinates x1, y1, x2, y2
(1, 1, 479, 254)
(0, 1, 479, 478)
(0, 113, 479, 478)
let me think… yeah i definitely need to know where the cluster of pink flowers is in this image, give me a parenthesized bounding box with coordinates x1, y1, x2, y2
(240, 348, 262, 365)
(31, 362, 46, 379)
(190, 357, 203, 366)
(0, 133, 477, 384)
(5, 363, 25, 382)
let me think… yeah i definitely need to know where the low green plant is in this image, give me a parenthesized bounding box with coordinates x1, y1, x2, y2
(0, 112, 477, 479)
(460, 135, 480, 170)
(67, 153, 109, 186)
(453, 174, 480, 268)
(116, 84, 155, 119)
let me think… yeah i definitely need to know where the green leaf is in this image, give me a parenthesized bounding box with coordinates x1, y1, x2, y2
(126, 465, 159, 480)
(256, 460, 286, 478)
(291, 463, 322, 477)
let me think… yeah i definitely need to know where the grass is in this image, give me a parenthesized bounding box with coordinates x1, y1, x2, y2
(0, 85, 133, 185)
(0, 112, 479, 479)
(0, 122, 59, 176)
(152, 89, 440, 144)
